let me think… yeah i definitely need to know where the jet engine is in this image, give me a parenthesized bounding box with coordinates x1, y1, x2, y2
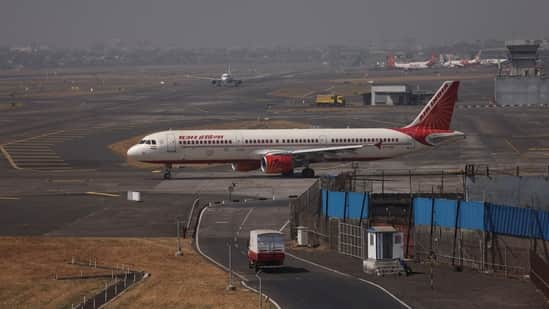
(260, 154, 294, 174)
(231, 161, 261, 172)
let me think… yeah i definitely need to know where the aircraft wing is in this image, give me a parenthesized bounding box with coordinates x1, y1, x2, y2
(258, 144, 377, 160)
(287, 145, 364, 155)
(184, 74, 216, 80)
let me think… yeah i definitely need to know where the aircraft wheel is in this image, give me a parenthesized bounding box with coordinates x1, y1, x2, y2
(302, 168, 315, 178)
(282, 169, 294, 177)
(163, 171, 172, 180)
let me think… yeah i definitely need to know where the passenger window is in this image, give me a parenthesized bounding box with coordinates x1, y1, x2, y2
(179, 141, 182, 144)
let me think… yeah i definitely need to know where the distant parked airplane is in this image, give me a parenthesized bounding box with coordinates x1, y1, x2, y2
(386, 54, 437, 70)
(440, 51, 481, 68)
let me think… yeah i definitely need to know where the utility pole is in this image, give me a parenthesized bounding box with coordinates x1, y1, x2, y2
(226, 242, 235, 290)
(256, 270, 263, 309)
(175, 219, 182, 256)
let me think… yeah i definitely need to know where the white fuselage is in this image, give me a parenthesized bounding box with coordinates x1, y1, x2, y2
(480, 58, 507, 65)
(127, 128, 426, 164)
(393, 61, 432, 70)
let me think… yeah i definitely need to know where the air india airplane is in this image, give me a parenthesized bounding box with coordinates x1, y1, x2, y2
(386, 54, 437, 70)
(127, 81, 465, 179)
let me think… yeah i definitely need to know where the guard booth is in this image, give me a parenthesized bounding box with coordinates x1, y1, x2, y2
(363, 226, 406, 276)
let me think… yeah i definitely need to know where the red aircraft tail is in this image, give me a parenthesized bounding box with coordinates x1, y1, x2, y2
(404, 81, 460, 130)
(386, 54, 396, 68)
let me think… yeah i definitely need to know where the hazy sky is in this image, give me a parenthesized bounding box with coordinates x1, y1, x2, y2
(1, 0, 548, 48)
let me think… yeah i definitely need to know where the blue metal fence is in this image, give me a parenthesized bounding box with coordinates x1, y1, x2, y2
(484, 203, 549, 240)
(413, 197, 433, 226)
(413, 197, 549, 240)
(434, 199, 458, 229)
(321, 190, 368, 220)
(322, 190, 549, 240)
(459, 201, 485, 230)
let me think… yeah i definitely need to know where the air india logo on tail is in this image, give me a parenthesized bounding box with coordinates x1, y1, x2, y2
(405, 81, 459, 131)
(386, 55, 396, 68)
(395, 81, 464, 146)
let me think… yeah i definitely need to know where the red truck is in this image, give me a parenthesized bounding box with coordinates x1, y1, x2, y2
(248, 229, 285, 271)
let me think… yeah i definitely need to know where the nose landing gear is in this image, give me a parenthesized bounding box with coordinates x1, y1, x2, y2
(163, 164, 173, 180)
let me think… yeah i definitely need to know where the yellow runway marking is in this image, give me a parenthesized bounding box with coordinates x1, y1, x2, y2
(513, 134, 549, 139)
(15, 159, 65, 162)
(193, 107, 209, 113)
(528, 147, 549, 151)
(5, 147, 54, 150)
(4, 130, 66, 145)
(18, 162, 69, 166)
(0, 145, 21, 169)
(34, 167, 73, 170)
(51, 179, 85, 183)
(5, 144, 52, 148)
(0, 197, 19, 200)
(14, 143, 54, 146)
(505, 139, 520, 154)
(85, 192, 120, 198)
(11, 154, 60, 157)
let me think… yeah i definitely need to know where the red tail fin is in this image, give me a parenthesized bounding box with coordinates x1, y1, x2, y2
(427, 53, 437, 66)
(386, 54, 396, 68)
(404, 81, 459, 130)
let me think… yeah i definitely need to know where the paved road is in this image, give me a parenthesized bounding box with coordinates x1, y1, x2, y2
(196, 200, 407, 309)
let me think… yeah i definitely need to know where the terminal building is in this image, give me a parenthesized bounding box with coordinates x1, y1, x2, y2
(495, 40, 548, 106)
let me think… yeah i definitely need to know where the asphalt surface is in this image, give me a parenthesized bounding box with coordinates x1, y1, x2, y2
(196, 200, 407, 309)
(1, 64, 549, 307)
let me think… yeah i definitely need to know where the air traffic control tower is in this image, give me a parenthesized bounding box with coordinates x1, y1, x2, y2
(495, 40, 548, 106)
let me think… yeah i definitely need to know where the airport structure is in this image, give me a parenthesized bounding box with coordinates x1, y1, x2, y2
(364, 84, 434, 106)
(369, 85, 410, 105)
(495, 40, 548, 106)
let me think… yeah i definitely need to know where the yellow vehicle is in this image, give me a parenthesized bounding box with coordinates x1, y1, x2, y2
(315, 94, 346, 106)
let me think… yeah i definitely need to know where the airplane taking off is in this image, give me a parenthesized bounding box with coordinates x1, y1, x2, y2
(211, 65, 242, 87)
(186, 65, 243, 87)
(386, 54, 437, 70)
(127, 81, 465, 179)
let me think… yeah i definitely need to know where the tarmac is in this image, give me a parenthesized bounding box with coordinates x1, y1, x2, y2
(2, 64, 549, 308)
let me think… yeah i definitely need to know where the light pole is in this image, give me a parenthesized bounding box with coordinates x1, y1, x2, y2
(256, 270, 263, 309)
(175, 218, 182, 256)
(226, 242, 235, 290)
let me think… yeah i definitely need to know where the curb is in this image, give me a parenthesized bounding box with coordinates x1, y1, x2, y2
(195, 205, 282, 309)
(286, 252, 412, 309)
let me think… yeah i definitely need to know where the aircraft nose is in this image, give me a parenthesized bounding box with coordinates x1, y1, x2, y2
(127, 145, 142, 160)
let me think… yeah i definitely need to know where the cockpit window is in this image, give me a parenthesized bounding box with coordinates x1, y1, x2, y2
(152, 140, 156, 145)
(146, 140, 151, 144)
(139, 140, 145, 144)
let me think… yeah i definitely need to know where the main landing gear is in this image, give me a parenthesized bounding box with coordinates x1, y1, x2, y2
(302, 167, 315, 178)
(163, 164, 172, 180)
